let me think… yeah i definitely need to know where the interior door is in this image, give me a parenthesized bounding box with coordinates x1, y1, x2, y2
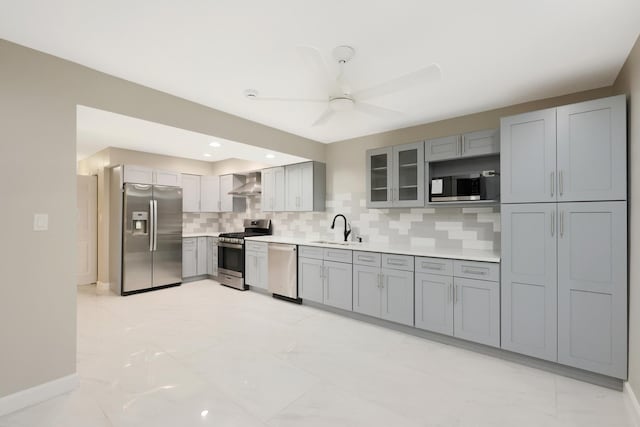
(501, 203, 557, 361)
(76, 175, 97, 285)
(500, 108, 557, 203)
(557, 201, 627, 379)
(152, 185, 183, 287)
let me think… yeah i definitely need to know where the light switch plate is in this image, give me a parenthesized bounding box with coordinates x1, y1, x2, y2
(33, 213, 48, 231)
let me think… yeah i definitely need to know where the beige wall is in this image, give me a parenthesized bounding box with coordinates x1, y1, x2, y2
(325, 87, 614, 195)
(613, 35, 640, 394)
(0, 39, 323, 399)
(210, 158, 270, 175)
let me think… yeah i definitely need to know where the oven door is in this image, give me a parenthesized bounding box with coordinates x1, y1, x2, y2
(217, 242, 244, 277)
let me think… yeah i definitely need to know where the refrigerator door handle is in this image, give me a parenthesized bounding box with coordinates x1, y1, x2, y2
(153, 200, 158, 251)
(149, 200, 154, 252)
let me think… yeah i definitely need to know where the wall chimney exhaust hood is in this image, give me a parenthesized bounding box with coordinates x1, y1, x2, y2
(229, 172, 261, 197)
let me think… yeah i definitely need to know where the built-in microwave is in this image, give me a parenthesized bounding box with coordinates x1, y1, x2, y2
(430, 171, 499, 202)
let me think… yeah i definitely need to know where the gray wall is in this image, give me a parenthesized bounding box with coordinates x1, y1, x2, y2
(0, 39, 323, 399)
(613, 34, 640, 396)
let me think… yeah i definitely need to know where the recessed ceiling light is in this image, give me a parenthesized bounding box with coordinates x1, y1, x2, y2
(203, 153, 212, 157)
(209, 141, 221, 148)
(244, 89, 259, 99)
(266, 153, 275, 159)
(200, 410, 209, 418)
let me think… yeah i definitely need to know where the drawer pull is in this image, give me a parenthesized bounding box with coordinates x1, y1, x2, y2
(387, 259, 406, 266)
(358, 255, 375, 262)
(463, 268, 487, 275)
(422, 262, 444, 270)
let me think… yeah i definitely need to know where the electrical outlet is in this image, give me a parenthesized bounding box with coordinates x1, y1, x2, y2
(33, 213, 48, 231)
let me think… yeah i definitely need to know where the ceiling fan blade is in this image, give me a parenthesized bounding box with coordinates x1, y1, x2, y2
(312, 108, 335, 126)
(355, 102, 404, 119)
(250, 96, 327, 103)
(353, 63, 441, 101)
(297, 46, 335, 91)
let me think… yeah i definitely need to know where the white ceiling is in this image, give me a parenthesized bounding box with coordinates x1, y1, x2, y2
(76, 105, 308, 165)
(3, 0, 640, 144)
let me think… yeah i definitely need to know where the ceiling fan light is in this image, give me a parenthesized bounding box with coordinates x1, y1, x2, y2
(329, 97, 355, 112)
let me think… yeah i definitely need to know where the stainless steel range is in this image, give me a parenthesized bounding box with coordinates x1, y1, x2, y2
(217, 219, 271, 290)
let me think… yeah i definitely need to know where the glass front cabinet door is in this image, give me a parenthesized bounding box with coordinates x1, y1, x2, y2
(367, 147, 393, 208)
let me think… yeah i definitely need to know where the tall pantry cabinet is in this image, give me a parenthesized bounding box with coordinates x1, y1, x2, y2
(500, 95, 627, 379)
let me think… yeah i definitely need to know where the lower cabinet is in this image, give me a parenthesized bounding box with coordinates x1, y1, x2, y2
(184, 236, 215, 279)
(182, 238, 197, 278)
(207, 237, 218, 277)
(353, 264, 414, 326)
(414, 259, 500, 348)
(299, 256, 352, 310)
(197, 237, 207, 276)
(245, 241, 268, 289)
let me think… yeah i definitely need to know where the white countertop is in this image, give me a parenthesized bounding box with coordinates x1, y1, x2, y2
(245, 235, 500, 263)
(182, 232, 221, 238)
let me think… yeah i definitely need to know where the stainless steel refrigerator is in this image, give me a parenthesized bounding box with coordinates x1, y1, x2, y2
(122, 183, 182, 294)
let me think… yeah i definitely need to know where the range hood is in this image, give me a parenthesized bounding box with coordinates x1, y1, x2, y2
(229, 172, 261, 197)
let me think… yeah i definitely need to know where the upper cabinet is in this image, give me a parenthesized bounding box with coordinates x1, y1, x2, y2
(200, 175, 220, 212)
(261, 166, 285, 212)
(284, 161, 326, 212)
(123, 165, 181, 187)
(501, 95, 626, 204)
(182, 173, 246, 213)
(181, 174, 201, 212)
(366, 142, 424, 208)
(154, 170, 182, 187)
(425, 129, 499, 162)
(219, 174, 247, 212)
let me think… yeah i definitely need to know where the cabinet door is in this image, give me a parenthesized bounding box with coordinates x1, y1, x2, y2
(273, 166, 286, 211)
(210, 238, 218, 277)
(299, 162, 314, 211)
(324, 261, 353, 311)
(154, 170, 181, 187)
(261, 169, 274, 212)
(207, 238, 213, 275)
(123, 165, 154, 185)
(285, 164, 302, 211)
(500, 108, 556, 203)
(181, 174, 201, 212)
(182, 238, 197, 278)
(200, 176, 220, 212)
(245, 251, 258, 286)
(219, 175, 234, 212)
(366, 147, 393, 208)
(299, 257, 324, 303)
(557, 201, 627, 379)
(425, 135, 460, 162)
(256, 252, 268, 289)
(381, 268, 414, 326)
(461, 129, 499, 158)
(353, 264, 382, 318)
(453, 277, 500, 347)
(557, 95, 626, 202)
(501, 203, 557, 361)
(392, 142, 424, 208)
(415, 272, 454, 335)
(197, 237, 207, 275)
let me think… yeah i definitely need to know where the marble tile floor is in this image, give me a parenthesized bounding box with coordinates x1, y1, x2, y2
(1, 280, 638, 427)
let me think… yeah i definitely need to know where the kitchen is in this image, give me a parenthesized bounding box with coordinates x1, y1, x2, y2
(0, 1, 637, 425)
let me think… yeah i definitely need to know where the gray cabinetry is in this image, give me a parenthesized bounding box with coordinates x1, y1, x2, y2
(197, 237, 207, 275)
(425, 135, 460, 162)
(501, 203, 557, 361)
(207, 237, 218, 277)
(299, 246, 352, 310)
(245, 241, 268, 289)
(261, 166, 285, 212)
(285, 162, 326, 212)
(556, 96, 626, 202)
(182, 237, 197, 278)
(461, 129, 500, 158)
(181, 174, 201, 212)
(200, 176, 220, 212)
(353, 264, 382, 318)
(381, 268, 414, 326)
(219, 174, 247, 212)
(415, 272, 454, 335)
(500, 108, 556, 204)
(557, 201, 627, 379)
(454, 277, 500, 348)
(366, 147, 392, 208)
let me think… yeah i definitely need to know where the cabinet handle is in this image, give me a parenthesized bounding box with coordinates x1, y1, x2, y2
(550, 172, 555, 198)
(560, 211, 565, 238)
(551, 210, 555, 237)
(460, 136, 465, 155)
(454, 284, 457, 303)
(449, 283, 453, 303)
(319, 266, 324, 279)
(381, 273, 385, 289)
(559, 170, 564, 196)
(462, 268, 486, 276)
(358, 255, 375, 262)
(387, 259, 406, 266)
(422, 262, 444, 270)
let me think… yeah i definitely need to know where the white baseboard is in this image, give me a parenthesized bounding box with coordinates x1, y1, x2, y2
(0, 374, 78, 417)
(625, 382, 640, 425)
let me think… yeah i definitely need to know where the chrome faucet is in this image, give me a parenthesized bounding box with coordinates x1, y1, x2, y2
(331, 214, 352, 242)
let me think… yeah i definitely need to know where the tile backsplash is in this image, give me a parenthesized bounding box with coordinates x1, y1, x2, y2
(184, 193, 500, 251)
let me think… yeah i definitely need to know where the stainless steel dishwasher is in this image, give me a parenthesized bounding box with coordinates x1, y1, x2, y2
(268, 243, 299, 302)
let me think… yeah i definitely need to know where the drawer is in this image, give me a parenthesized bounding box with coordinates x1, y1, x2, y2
(353, 251, 381, 267)
(453, 260, 499, 282)
(323, 248, 353, 264)
(415, 257, 453, 276)
(299, 245, 324, 260)
(246, 241, 268, 254)
(382, 253, 414, 271)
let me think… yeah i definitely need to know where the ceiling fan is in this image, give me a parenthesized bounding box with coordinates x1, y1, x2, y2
(245, 45, 441, 126)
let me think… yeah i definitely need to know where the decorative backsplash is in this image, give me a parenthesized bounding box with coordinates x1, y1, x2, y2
(184, 193, 501, 251)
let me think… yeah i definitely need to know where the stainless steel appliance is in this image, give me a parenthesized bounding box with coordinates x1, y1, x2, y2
(122, 183, 182, 295)
(217, 219, 271, 290)
(268, 243, 298, 301)
(430, 170, 500, 202)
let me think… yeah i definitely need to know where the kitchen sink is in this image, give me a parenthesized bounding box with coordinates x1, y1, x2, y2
(309, 240, 352, 246)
